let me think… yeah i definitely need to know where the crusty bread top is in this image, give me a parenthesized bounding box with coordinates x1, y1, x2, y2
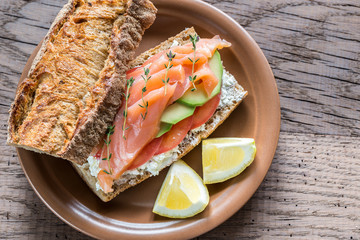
(8, 0, 157, 164)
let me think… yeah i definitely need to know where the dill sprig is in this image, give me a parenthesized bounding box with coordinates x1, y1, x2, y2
(102, 125, 115, 175)
(138, 68, 151, 120)
(188, 34, 200, 91)
(122, 77, 135, 140)
(162, 50, 176, 95)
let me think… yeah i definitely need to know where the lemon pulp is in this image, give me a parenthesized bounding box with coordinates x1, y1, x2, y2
(202, 138, 256, 184)
(153, 160, 209, 218)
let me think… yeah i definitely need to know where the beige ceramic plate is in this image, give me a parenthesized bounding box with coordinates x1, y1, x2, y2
(16, 0, 280, 239)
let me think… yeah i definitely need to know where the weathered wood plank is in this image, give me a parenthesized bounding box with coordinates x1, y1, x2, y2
(203, 132, 360, 239)
(0, 133, 359, 239)
(0, 0, 359, 135)
(208, 0, 360, 136)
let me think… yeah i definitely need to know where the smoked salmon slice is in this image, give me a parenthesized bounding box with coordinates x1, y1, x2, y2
(130, 36, 230, 96)
(95, 36, 231, 192)
(128, 65, 186, 106)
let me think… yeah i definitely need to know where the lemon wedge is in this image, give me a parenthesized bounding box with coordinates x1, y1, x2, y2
(202, 138, 256, 184)
(152, 160, 209, 218)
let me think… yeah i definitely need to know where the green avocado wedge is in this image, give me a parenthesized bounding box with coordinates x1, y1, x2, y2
(177, 50, 223, 107)
(208, 50, 223, 98)
(156, 122, 172, 138)
(160, 102, 196, 125)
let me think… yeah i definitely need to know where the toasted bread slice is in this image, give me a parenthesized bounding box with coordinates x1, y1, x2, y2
(7, 0, 157, 164)
(73, 27, 248, 202)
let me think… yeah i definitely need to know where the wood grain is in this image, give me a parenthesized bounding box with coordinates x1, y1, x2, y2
(0, 0, 359, 239)
(1, 133, 359, 239)
(208, 0, 360, 136)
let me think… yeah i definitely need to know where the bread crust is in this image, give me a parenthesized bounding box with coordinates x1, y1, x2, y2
(8, 0, 157, 164)
(73, 28, 248, 202)
(60, 0, 157, 163)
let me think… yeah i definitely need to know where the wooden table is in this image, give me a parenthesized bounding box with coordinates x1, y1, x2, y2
(1, 0, 359, 239)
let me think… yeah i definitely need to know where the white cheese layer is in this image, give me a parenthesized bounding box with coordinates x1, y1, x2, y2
(218, 70, 246, 108)
(170, 39, 179, 48)
(87, 70, 245, 192)
(88, 156, 101, 177)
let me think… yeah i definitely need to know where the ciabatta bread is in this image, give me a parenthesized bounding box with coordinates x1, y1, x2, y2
(7, 0, 157, 164)
(73, 27, 248, 202)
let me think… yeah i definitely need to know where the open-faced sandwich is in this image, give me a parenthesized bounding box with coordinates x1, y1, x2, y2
(73, 27, 248, 201)
(7, 0, 247, 202)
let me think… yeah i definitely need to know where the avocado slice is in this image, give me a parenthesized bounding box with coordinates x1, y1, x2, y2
(177, 84, 209, 107)
(156, 122, 172, 138)
(160, 102, 196, 125)
(157, 51, 223, 136)
(208, 50, 223, 98)
(177, 50, 223, 107)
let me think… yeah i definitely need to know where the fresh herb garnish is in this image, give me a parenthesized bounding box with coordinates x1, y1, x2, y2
(139, 68, 151, 120)
(102, 125, 115, 175)
(122, 77, 135, 140)
(162, 50, 176, 95)
(188, 34, 200, 91)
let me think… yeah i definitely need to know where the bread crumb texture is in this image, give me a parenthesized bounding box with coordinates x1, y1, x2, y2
(9, 0, 126, 152)
(8, 0, 157, 163)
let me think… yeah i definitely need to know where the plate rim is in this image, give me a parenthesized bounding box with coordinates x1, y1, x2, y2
(16, 0, 280, 239)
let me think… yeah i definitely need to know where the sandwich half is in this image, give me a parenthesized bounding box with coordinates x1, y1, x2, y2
(73, 27, 248, 202)
(7, 0, 157, 164)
